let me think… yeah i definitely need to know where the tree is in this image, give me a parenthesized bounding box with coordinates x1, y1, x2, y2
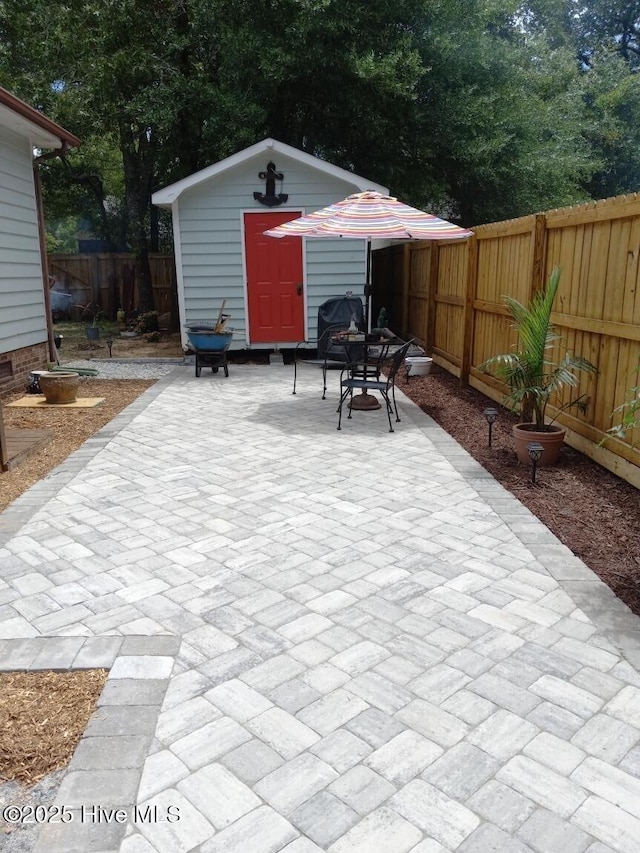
(190, 0, 428, 195)
(0, 0, 214, 310)
(0, 0, 432, 285)
(408, 1, 595, 222)
(574, 1, 640, 69)
(39, 135, 126, 249)
(581, 50, 640, 197)
(0, 0, 623, 268)
(520, 1, 640, 199)
(200, 0, 597, 223)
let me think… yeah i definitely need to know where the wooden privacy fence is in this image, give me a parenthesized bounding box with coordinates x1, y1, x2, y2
(372, 192, 640, 488)
(47, 253, 177, 323)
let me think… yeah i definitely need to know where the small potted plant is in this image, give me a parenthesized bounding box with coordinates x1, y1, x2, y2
(480, 266, 598, 465)
(86, 308, 102, 341)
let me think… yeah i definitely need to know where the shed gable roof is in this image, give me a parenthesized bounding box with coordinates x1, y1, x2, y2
(152, 138, 387, 206)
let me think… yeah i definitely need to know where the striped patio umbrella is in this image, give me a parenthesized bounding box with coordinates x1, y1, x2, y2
(264, 191, 473, 329)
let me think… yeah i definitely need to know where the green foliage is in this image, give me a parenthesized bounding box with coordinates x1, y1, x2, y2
(604, 361, 640, 446)
(580, 51, 640, 198)
(419, 22, 594, 222)
(202, 0, 427, 194)
(3, 0, 640, 266)
(574, 1, 640, 70)
(521, 1, 640, 68)
(520, 1, 640, 200)
(480, 267, 598, 429)
(45, 216, 78, 253)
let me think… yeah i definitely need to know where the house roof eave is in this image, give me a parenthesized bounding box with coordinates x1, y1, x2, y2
(0, 87, 81, 150)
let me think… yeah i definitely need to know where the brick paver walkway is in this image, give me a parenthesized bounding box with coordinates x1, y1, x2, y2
(1, 365, 639, 853)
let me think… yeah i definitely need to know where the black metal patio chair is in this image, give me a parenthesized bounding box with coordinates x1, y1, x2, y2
(292, 324, 351, 399)
(337, 339, 415, 432)
(292, 296, 366, 398)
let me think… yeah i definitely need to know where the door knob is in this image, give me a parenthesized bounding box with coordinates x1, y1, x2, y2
(297, 284, 303, 296)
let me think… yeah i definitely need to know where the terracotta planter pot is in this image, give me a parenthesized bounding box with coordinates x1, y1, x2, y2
(38, 371, 80, 404)
(513, 423, 566, 466)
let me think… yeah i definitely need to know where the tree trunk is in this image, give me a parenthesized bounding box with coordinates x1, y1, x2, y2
(119, 117, 156, 313)
(522, 391, 536, 426)
(149, 204, 159, 254)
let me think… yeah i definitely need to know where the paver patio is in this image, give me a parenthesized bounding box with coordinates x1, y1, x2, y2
(1, 364, 640, 853)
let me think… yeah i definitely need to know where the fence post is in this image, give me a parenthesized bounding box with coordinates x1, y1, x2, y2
(426, 243, 439, 353)
(460, 235, 478, 386)
(530, 213, 547, 299)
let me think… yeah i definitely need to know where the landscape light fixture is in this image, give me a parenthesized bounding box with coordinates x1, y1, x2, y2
(105, 337, 113, 358)
(483, 407, 498, 447)
(527, 441, 544, 484)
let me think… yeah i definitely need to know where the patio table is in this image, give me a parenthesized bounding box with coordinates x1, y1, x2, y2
(330, 334, 394, 410)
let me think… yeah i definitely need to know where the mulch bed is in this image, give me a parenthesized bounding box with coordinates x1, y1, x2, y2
(0, 670, 108, 785)
(400, 365, 640, 617)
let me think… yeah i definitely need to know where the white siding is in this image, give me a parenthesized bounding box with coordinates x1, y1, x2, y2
(176, 151, 370, 348)
(0, 125, 47, 354)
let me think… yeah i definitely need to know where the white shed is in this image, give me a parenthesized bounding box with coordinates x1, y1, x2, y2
(152, 138, 387, 350)
(0, 87, 80, 396)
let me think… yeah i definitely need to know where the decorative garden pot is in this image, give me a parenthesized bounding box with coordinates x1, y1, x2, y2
(38, 371, 80, 404)
(513, 423, 566, 466)
(405, 356, 433, 377)
(86, 325, 100, 341)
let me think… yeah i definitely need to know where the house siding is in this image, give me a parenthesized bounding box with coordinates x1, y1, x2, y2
(176, 151, 370, 347)
(0, 124, 47, 356)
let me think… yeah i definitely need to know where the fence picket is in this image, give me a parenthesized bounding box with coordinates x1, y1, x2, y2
(47, 253, 177, 326)
(373, 191, 640, 487)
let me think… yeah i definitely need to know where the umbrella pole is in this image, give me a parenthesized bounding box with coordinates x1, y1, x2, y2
(348, 238, 382, 412)
(365, 240, 372, 333)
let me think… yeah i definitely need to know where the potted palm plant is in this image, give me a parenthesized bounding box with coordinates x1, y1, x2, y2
(480, 267, 598, 465)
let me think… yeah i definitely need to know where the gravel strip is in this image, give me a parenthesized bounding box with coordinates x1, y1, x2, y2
(0, 770, 65, 853)
(61, 359, 182, 380)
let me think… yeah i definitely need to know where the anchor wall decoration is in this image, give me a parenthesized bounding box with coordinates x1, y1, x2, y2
(253, 161, 288, 207)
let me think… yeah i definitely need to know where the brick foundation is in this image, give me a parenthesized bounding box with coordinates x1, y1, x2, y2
(0, 342, 49, 399)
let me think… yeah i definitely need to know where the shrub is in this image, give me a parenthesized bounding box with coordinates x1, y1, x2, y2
(479, 267, 598, 429)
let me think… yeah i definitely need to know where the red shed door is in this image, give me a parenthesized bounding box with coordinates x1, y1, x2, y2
(244, 211, 304, 343)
